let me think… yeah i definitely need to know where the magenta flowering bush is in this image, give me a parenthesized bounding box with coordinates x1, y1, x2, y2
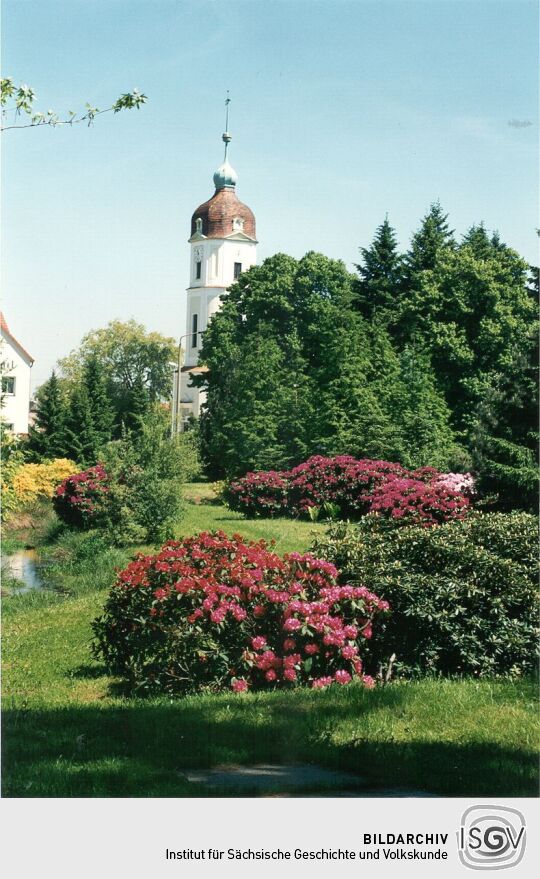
(226, 456, 471, 526)
(53, 464, 110, 528)
(223, 469, 289, 517)
(287, 456, 406, 517)
(368, 477, 470, 525)
(92, 530, 388, 695)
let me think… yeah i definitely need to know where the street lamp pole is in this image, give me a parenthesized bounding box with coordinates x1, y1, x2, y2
(171, 330, 205, 436)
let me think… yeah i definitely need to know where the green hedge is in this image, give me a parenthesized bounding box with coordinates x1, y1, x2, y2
(311, 512, 539, 677)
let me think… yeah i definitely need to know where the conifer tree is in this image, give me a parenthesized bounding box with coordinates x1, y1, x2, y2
(28, 371, 68, 459)
(390, 347, 459, 469)
(273, 329, 313, 466)
(119, 375, 149, 436)
(461, 223, 494, 259)
(490, 231, 507, 252)
(354, 217, 402, 321)
(310, 315, 404, 461)
(63, 383, 99, 465)
(405, 201, 454, 274)
(83, 355, 115, 446)
(392, 203, 455, 345)
(200, 335, 301, 476)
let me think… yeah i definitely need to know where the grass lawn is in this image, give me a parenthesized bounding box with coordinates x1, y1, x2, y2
(178, 482, 328, 553)
(2, 487, 538, 797)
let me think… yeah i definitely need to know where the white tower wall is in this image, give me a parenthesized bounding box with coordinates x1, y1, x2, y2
(184, 236, 257, 368)
(178, 233, 257, 426)
(173, 117, 258, 432)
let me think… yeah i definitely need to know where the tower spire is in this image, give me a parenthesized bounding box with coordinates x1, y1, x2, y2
(213, 92, 237, 190)
(222, 91, 232, 160)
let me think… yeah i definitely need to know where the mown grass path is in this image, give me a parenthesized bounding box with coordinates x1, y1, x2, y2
(2, 487, 538, 797)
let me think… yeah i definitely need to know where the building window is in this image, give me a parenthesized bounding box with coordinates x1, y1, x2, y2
(191, 314, 198, 348)
(2, 376, 15, 395)
(196, 261, 201, 280)
(234, 262, 242, 279)
(233, 217, 244, 231)
(195, 217, 203, 234)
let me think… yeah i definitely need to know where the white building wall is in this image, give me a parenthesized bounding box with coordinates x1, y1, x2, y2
(1, 334, 33, 435)
(184, 236, 257, 368)
(178, 233, 257, 426)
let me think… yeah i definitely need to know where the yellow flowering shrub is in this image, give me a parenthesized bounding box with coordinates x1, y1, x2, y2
(11, 459, 77, 502)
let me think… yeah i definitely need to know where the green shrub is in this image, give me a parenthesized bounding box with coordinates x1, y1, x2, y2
(475, 436, 539, 513)
(99, 424, 183, 545)
(176, 426, 203, 482)
(311, 512, 539, 677)
(130, 474, 181, 543)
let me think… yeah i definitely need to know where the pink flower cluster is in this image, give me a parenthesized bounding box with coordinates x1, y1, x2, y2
(432, 472, 476, 497)
(53, 464, 109, 528)
(226, 456, 471, 526)
(94, 530, 388, 695)
(224, 470, 289, 517)
(369, 477, 470, 525)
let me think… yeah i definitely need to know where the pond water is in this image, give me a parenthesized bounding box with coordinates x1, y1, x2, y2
(2, 549, 48, 593)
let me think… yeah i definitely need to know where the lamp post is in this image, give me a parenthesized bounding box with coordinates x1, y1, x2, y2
(171, 329, 205, 436)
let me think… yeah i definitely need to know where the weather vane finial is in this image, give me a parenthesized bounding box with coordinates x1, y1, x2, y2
(222, 91, 232, 160)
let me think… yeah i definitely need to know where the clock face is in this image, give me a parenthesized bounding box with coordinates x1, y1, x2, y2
(194, 247, 203, 261)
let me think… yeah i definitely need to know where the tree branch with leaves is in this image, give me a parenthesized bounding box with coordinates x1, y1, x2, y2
(1, 77, 147, 131)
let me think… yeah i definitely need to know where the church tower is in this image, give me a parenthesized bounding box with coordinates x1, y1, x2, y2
(175, 102, 257, 429)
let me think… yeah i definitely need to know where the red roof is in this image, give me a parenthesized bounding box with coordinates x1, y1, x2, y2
(0, 312, 34, 364)
(191, 187, 256, 240)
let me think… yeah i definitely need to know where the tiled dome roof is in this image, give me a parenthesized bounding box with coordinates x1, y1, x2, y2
(191, 187, 256, 240)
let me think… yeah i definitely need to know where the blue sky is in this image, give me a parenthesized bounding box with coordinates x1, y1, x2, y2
(2, 0, 538, 388)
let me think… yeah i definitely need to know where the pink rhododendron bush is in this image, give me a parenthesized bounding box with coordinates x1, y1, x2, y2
(53, 464, 110, 529)
(225, 456, 473, 526)
(92, 530, 388, 695)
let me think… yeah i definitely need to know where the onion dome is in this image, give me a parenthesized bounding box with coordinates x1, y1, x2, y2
(190, 120, 256, 240)
(191, 188, 256, 240)
(213, 159, 238, 190)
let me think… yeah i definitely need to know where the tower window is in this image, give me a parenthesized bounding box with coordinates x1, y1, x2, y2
(234, 262, 242, 279)
(195, 261, 201, 280)
(233, 217, 244, 231)
(191, 314, 198, 348)
(195, 217, 203, 234)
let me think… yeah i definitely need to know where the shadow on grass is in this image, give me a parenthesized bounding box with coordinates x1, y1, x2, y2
(2, 686, 537, 798)
(69, 664, 111, 680)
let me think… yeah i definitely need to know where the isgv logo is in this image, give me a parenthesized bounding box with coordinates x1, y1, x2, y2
(458, 805, 526, 870)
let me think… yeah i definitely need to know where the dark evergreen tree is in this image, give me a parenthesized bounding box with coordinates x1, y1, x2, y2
(473, 436, 538, 512)
(119, 375, 149, 436)
(394, 203, 455, 345)
(405, 201, 454, 273)
(83, 355, 115, 447)
(28, 371, 68, 459)
(390, 347, 460, 469)
(310, 315, 404, 461)
(63, 382, 99, 465)
(490, 231, 507, 252)
(462, 223, 495, 259)
(526, 263, 539, 301)
(200, 333, 312, 477)
(354, 217, 402, 321)
(466, 349, 538, 511)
